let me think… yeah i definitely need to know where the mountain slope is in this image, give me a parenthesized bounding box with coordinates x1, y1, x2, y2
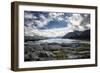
(63, 30, 90, 40)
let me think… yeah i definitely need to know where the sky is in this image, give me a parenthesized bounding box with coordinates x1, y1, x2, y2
(24, 11, 90, 37)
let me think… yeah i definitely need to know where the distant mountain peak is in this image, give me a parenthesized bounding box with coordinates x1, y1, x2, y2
(63, 29, 90, 40)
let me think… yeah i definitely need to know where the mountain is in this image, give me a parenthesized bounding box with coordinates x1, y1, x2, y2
(63, 30, 90, 40)
(24, 35, 48, 42)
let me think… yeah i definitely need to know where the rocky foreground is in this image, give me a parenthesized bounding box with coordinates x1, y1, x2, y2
(24, 41, 90, 61)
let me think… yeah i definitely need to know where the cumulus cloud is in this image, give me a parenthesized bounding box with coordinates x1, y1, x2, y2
(24, 12, 37, 19)
(25, 12, 66, 29)
(69, 14, 83, 26)
(48, 12, 65, 21)
(24, 11, 90, 37)
(32, 14, 50, 28)
(68, 13, 90, 31)
(24, 12, 33, 19)
(25, 13, 49, 28)
(57, 16, 64, 21)
(49, 12, 64, 18)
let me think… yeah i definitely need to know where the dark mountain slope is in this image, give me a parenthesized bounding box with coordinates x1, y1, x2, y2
(63, 30, 90, 40)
